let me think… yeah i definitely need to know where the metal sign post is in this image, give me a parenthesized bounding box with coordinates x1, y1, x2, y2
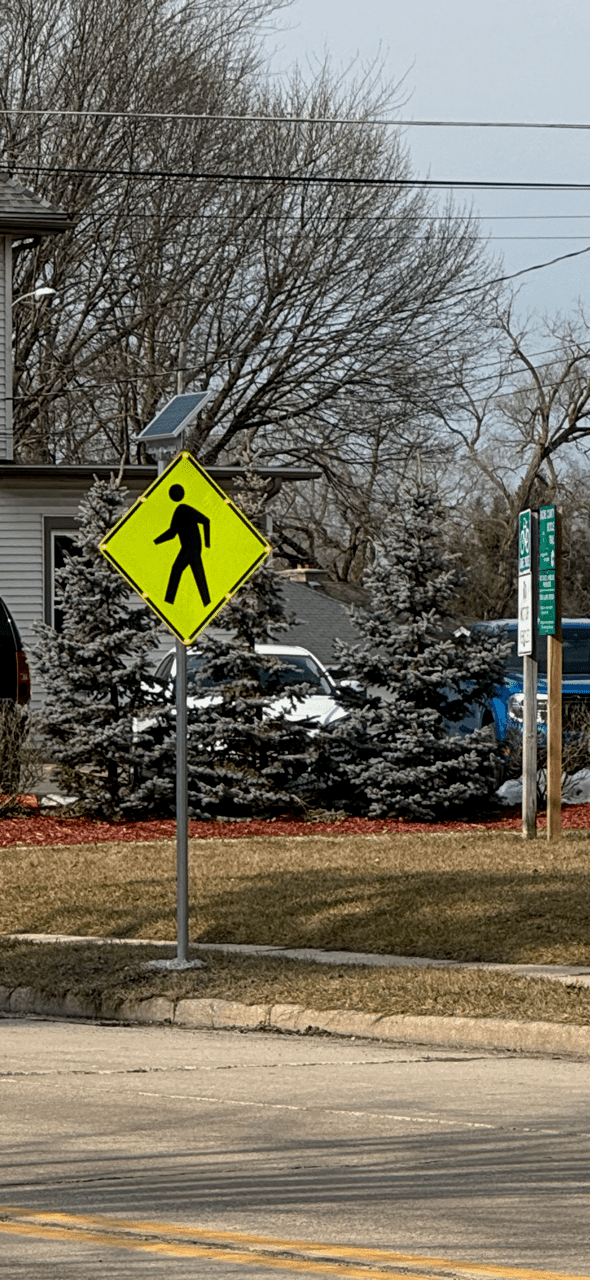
(518, 509, 538, 840)
(155, 456, 189, 962)
(175, 637, 189, 961)
(539, 506, 562, 841)
(100, 429, 271, 968)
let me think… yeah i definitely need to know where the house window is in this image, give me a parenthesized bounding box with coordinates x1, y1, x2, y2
(43, 516, 79, 630)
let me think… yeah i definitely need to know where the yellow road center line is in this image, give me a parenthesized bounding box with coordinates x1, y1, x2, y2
(0, 1206, 588, 1280)
(0, 1221, 444, 1278)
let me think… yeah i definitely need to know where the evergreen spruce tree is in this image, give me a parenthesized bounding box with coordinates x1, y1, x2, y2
(181, 577, 315, 819)
(33, 477, 167, 818)
(315, 483, 509, 820)
(181, 478, 317, 819)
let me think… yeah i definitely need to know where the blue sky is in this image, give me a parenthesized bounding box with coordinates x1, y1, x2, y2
(265, 0, 590, 322)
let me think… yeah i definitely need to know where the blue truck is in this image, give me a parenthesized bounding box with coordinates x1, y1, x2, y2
(472, 618, 590, 743)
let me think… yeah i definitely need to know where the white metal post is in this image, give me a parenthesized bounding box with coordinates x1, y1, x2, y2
(546, 509, 563, 840)
(518, 508, 538, 840)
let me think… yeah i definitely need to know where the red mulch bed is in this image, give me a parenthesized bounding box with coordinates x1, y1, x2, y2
(1, 801, 590, 846)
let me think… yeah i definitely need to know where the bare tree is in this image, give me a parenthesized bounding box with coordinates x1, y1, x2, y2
(2, 0, 499, 499)
(4, 0, 277, 458)
(438, 306, 590, 617)
(267, 398, 453, 581)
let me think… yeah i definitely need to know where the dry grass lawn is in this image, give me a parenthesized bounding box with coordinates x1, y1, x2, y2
(2, 829, 590, 965)
(1, 938, 589, 1025)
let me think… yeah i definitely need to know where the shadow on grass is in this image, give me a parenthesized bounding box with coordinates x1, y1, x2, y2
(10, 866, 590, 964)
(195, 866, 590, 964)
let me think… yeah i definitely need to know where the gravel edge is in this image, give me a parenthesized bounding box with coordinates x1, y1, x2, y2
(2, 986, 590, 1056)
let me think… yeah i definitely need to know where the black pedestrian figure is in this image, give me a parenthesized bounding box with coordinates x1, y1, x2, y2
(154, 484, 211, 606)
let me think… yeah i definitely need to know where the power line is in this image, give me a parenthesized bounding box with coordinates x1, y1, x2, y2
(108, 210, 590, 225)
(487, 237, 590, 241)
(5, 107, 590, 130)
(449, 216, 590, 222)
(4, 169, 590, 284)
(14, 346, 590, 398)
(5, 161, 590, 192)
(474, 216, 590, 221)
(453, 243, 590, 294)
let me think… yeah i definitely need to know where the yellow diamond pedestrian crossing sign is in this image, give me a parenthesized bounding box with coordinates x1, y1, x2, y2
(99, 452, 271, 643)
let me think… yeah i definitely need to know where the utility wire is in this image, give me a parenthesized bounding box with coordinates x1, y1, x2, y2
(486, 237, 590, 241)
(448, 243, 590, 294)
(4, 163, 590, 281)
(5, 108, 590, 129)
(5, 161, 590, 191)
(69, 210, 590, 237)
(472, 216, 590, 222)
(130, 213, 590, 221)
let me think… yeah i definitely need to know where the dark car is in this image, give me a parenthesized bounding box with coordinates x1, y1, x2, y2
(0, 597, 31, 705)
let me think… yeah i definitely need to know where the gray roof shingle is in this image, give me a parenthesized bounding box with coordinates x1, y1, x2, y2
(0, 174, 71, 234)
(279, 580, 362, 667)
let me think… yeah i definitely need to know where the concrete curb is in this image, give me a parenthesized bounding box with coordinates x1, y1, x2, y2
(2, 985, 590, 1056)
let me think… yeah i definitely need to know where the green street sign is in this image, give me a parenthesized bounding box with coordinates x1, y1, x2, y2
(539, 505, 556, 635)
(538, 571, 556, 634)
(518, 509, 532, 574)
(539, 504, 556, 572)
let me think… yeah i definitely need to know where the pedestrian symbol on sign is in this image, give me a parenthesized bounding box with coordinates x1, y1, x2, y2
(154, 484, 211, 607)
(518, 509, 532, 575)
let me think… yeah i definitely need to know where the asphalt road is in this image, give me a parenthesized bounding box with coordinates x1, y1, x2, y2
(1, 1017, 589, 1278)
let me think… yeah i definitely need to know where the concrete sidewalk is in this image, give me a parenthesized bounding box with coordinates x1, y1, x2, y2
(6, 931, 590, 988)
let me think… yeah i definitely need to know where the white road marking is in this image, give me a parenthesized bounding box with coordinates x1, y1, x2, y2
(136, 1091, 496, 1127)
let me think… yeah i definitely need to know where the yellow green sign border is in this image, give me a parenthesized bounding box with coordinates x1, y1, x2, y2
(99, 451, 271, 644)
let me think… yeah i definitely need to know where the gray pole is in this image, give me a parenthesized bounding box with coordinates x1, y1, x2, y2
(519, 508, 538, 841)
(175, 637, 189, 962)
(522, 653, 538, 839)
(175, 351, 192, 958)
(177, 339, 186, 396)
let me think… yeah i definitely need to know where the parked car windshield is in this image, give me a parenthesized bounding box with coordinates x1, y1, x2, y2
(259, 654, 332, 694)
(497, 626, 590, 677)
(182, 652, 332, 695)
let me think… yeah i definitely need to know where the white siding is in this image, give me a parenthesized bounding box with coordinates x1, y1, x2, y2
(0, 479, 172, 708)
(0, 484, 82, 707)
(0, 237, 11, 460)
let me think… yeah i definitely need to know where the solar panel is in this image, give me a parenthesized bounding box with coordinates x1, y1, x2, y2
(138, 391, 212, 442)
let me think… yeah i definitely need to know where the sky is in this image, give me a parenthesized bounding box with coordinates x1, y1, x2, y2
(265, 0, 590, 325)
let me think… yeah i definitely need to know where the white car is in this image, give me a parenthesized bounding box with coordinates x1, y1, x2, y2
(146, 643, 349, 731)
